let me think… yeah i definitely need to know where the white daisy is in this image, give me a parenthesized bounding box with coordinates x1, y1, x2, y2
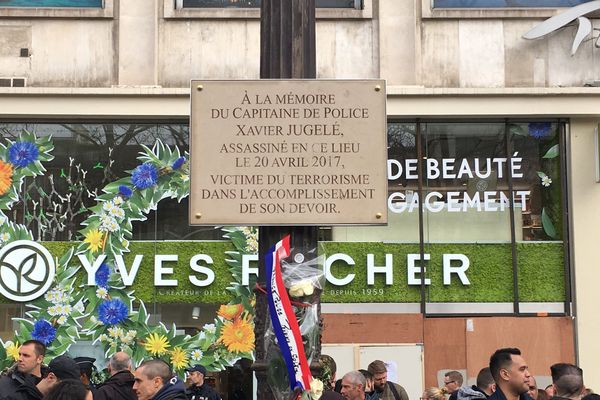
(96, 287, 108, 299)
(541, 175, 552, 187)
(103, 201, 115, 213)
(191, 349, 203, 361)
(113, 196, 124, 206)
(0, 232, 10, 242)
(203, 323, 216, 334)
(57, 315, 67, 325)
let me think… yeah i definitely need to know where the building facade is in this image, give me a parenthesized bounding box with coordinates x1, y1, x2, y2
(0, 0, 598, 396)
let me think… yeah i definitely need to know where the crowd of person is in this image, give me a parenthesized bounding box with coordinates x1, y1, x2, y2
(323, 348, 595, 400)
(0, 342, 595, 400)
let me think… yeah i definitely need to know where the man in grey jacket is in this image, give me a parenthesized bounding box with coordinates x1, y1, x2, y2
(457, 367, 496, 400)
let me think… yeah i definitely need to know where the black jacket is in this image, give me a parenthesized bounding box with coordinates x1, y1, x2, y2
(0, 370, 42, 400)
(94, 370, 137, 400)
(153, 378, 188, 400)
(185, 383, 221, 400)
(489, 387, 533, 400)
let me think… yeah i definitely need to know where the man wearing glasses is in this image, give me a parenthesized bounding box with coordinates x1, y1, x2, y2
(445, 371, 464, 400)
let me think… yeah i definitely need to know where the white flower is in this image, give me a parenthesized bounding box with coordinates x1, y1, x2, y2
(100, 215, 119, 232)
(90, 316, 98, 324)
(310, 379, 324, 400)
(541, 175, 552, 187)
(110, 207, 125, 221)
(54, 305, 64, 315)
(102, 201, 115, 213)
(57, 315, 67, 325)
(203, 323, 216, 334)
(0, 232, 10, 242)
(120, 335, 133, 345)
(126, 330, 137, 338)
(99, 334, 108, 342)
(182, 174, 189, 182)
(96, 287, 108, 299)
(113, 196, 124, 206)
(61, 305, 72, 316)
(48, 306, 59, 316)
(44, 292, 55, 303)
(74, 301, 85, 313)
(191, 349, 203, 361)
(288, 280, 314, 297)
(108, 326, 123, 338)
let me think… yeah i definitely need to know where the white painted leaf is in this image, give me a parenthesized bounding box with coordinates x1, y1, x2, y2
(571, 17, 592, 56)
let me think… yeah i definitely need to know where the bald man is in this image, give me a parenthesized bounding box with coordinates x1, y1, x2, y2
(94, 352, 136, 400)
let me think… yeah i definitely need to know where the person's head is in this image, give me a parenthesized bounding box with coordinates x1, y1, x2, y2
(367, 360, 387, 393)
(341, 371, 366, 400)
(134, 360, 173, 400)
(546, 384, 556, 398)
(74, 357, 96, 385)
(444, 371, 464, 393)
(45, 379, 90, 400)
(528, 376, 539, 400)
(538, 389, 550, 400)
(359, 369, 374, 392)
(421, 387, 448, 400)
(476, 367, 496, 396)
(109, 352, 132, 375)
(319, 354, 338, 389)
(550, 364, 584, 400)
(18, 340, 46, 376)
(185, 365, 207, 387)
(37, 355, 81, 396)
(489, 348, 531, 396)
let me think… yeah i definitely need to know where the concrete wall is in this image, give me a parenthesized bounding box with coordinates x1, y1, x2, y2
(569, 119, 600, 391)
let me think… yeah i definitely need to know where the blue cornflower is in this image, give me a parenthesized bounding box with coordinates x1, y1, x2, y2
(528, 122, 552, 139)
(131, 163, 158, 190)
(98, 298, 129, 325)
(118, 185, 133, 198)
(95, 263, 111, 288)
(31, 319, 56, 345)
(172, 157, 186, 170)
(8, 141, 39, 168)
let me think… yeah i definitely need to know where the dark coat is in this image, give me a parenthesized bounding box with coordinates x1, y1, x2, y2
(94, 370, 137, 400)
(185, 383, 221, 400)
(488, 387, 534, 400)
(153, 378, 188, 400)
(320, 390, 344, 400)
(0, 371, 43, 400)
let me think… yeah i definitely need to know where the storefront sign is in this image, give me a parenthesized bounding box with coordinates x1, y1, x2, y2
(0, 240, 56, 302)
(190, 80, 388, 225)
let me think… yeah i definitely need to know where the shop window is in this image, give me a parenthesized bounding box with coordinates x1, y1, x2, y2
(0, 122, 222, 242)
(181, 0, 360, 8)
(0, 0, 102, 7)
(433, 0, 589, 7)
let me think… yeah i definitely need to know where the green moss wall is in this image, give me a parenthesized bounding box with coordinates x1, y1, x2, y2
(0, 241, 565, 304)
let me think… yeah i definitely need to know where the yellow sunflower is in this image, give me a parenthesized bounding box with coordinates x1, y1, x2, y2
(84, 229, 104, 253)
(0, 160, 13, 196)
(219, 317, 254, 353)
(217, 304, 243, 321)
(144, 332, 170, 356)
(5, 341, 20, 361)
(170, 347, 189, 370)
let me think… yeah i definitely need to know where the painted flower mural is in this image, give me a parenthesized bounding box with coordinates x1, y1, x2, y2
(0, 131, 257, 376)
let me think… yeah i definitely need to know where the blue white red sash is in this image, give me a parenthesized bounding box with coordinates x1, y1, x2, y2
(265, 235, 313, 391)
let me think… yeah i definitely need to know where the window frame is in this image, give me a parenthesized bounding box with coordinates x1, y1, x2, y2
(421, 0, 575, 19)
(0, 0, 113, 18)
(164, 0, 372, 19)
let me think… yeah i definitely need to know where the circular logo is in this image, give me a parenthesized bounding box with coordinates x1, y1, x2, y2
(0, 240, 55, 302)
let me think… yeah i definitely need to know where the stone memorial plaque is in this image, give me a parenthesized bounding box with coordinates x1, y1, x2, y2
(190, 79, 387, 225)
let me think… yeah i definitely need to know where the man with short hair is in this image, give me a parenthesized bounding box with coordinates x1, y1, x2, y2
(527, 376, 539, 400)
(340, 371, 367, 400)
(94, 352, 136, 400)
(446, 371, 465, 400)
(549, 363, 585, 400)
(367, 360, 409, 400)
(0, 340, 46, 396)
(0, 354, 80, 400)
(487, 348, 532, 400)
(133, 359, 186, 400)
(457, 367, 496, 400)
(184, 365, 221, 400)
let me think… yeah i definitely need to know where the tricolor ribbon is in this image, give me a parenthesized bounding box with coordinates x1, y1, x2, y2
(265, 235, 313, 391)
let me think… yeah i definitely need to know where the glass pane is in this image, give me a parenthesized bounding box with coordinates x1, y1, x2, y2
(0, 122, 222, 242)
(433, 0, 590, 7)
(331, 122, 419, 242)
(0, 0, 102, 7)
(183, 0, 356, 8)
(421, 122, 515, 307)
